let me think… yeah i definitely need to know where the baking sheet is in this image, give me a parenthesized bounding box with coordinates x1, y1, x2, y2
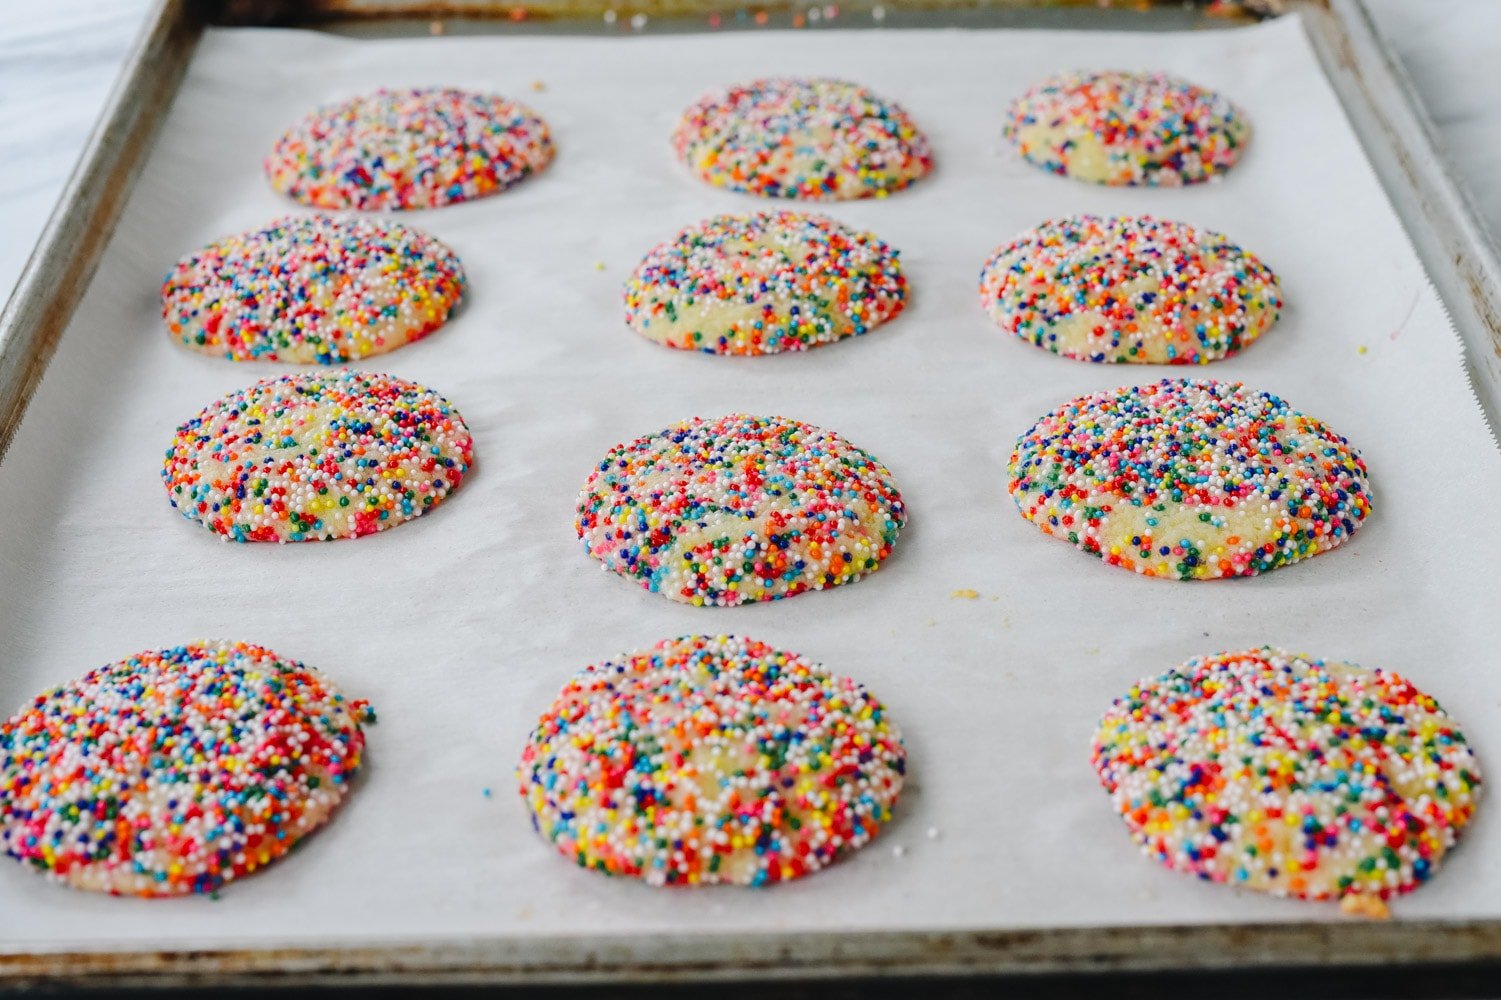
(3, 14, 1500, 953)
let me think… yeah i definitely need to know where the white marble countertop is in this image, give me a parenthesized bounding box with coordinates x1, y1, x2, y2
(0, 0, 154, 298)
(1367, 0, 1501, 244)
(1, 0, 1498, 299)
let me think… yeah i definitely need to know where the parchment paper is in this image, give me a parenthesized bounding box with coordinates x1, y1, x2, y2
(4, 14, 1501, 951)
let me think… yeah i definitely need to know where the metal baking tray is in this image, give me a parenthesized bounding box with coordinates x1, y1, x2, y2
(3, 0, 1501, 988)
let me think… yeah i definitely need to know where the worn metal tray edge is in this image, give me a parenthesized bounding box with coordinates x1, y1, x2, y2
(0, 0, 200, 464)
(4, 920, 1501, 987)
(4, 0, 1501, 986)
(1305, 0, 1501, 445)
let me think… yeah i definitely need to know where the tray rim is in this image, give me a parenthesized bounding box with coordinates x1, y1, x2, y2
(3, 0, 1501, 986)
(6, 919, 1501, 987)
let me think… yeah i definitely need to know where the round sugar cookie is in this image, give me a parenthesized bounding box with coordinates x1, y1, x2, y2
(673, 77, 933, 200)
(979, 215, 1281, 364)
(1092, 647, 1481, 916)
(1008, 379, 1371, 579)
(0, 640, 374, 897)
(576, 413, 905, 606)
(518, 634, 906, 886)
(162, 214, 466, 364)
(266, 87, 554, 211)
(1005, 71, 1249, 186)
(625, 211, 907, 355)
(163, 369, 473, 543)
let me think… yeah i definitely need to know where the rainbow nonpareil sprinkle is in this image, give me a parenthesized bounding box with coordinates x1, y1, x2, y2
(163, 370, 473, 543)
(266, 87, 554, 210)
(1092, 648, 1480, 917)
(626, 211, 906, 355)
(162, 214, 466, 364)
(1009, 379, 1371, 579)
(1005, 71, 1248, 186)
(980, 215, 1281, 364)
(518, 634, 906, 886)
(576, 413, 906, 606)
(0, 640, 374, 897)
(674, 78, 932, 200)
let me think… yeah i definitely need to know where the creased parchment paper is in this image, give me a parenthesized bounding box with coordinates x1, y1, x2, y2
(3, 14, 1500, 952)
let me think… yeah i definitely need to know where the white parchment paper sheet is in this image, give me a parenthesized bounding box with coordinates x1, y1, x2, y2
(3, 14, 1500, 950)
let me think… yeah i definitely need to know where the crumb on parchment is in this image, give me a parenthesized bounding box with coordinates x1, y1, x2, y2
(1340, 894, 1391, 920)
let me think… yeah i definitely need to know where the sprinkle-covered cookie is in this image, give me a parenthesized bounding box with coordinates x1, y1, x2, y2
(1005, 71, 1249, 186)
(1093, 647, 1481, 917)
(576, 414, 905, 606)
(979, 215, 1280, 364)
(266, 87, 554, 211)
(626, 211, 907, 355)
(163, 369, 473, 543)
(518, 634, 906, 886)
(162, 214, 466, 364)
(0, 640, 374, 897)
(673, 77, 933, 200)
(1009, 379, 1371, 579)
